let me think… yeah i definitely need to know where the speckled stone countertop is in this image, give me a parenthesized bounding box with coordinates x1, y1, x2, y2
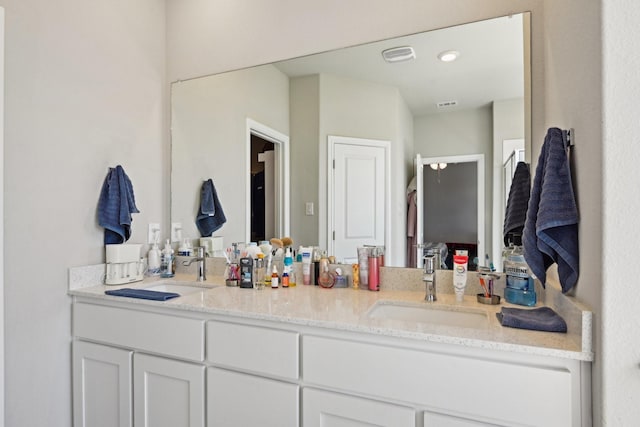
(68, 264, 593, 362)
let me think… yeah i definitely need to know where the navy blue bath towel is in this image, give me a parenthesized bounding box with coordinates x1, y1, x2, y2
(196, 178, 227, 237)
(503, 161, 531, 245)
(98, 165, 139, 244)
(497, 307, 567, 333)
(523, 128, 579, 293)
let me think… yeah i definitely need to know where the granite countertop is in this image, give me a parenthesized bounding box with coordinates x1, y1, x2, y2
(68, 267, 593, 362)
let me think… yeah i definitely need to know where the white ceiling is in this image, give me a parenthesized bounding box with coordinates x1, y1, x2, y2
(275, 13, 525, 116)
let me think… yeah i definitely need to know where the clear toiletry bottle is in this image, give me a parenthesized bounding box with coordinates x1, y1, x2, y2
(160, 240, 175, 278)
(254, 255, 265, 290)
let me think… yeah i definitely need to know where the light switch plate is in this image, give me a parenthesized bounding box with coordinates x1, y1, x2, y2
(305, 202, 314, 216)
(147, 223, 160, 244)
(171, 222, 182, 243)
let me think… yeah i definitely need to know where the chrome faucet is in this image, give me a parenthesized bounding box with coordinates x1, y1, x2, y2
(183, 246, 206, 282)
(423, 253, 438, 302)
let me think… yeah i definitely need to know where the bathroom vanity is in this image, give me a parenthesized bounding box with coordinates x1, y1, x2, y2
(69, 271, 592, 427)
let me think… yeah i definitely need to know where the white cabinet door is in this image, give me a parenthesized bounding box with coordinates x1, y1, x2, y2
(134, 353, 205, 427)
(207, 367, 299, 427)
(302, 388, 415, 427)
(73, 340, 133, 427)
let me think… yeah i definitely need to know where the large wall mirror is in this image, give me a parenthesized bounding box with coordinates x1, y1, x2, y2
(170, 12, 531, 268)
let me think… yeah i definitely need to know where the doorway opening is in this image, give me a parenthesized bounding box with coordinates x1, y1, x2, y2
(415, 153, 485, 270)
(245, 119, 290, 244)
(250, 135, 275, 242)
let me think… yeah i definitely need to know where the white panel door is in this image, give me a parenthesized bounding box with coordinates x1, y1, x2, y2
(330, 136, 388, 263)
(302, 388, 414, 427)
(134, 353, 205, 427)
(72, 341, 133, 427)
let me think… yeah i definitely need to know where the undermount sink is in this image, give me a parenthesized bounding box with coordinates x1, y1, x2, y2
(366, 301, 489, 329)
(143, 281, 219, 296)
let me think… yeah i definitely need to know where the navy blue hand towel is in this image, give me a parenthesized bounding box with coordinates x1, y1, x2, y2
(523, 128, 579, 293)
(98, 165, 140, 244)
(503, 161, 531, 245)
(496, 307, 567, 333)
(105, 288, 180, 301)
(196, 179, 227, 237)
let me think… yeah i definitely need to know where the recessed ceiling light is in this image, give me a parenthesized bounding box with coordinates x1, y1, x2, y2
(437, 50, 459, 62)
(382, 46, 416, 63)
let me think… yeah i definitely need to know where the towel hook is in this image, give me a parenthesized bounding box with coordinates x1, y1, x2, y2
(563, 128, 575, 148)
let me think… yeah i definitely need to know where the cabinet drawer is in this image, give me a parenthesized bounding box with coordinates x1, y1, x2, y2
(302, 335, 572, 427)
(73, 303, 205, 361)
(206, 321, 298, 380)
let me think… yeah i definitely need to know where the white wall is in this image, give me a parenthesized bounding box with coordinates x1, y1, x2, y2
(2, 0, 167, 424)
(492, 98, 525, 267)
(290, 75, 321, 246)
(601, 0, 640, 424)
(542, 0, 604, 423)
(318, 74, 409, 265)
(166, 0, 545, 87)
(171, 64, 290, 243)
(397, 92, 415, 264)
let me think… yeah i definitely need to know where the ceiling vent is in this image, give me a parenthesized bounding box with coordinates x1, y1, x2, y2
(382, 46, 416, 63)
(436, 100, 458, 109)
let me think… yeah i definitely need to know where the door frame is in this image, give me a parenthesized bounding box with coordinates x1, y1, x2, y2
(245, 119, 290, 243)
(327, 135, 390, 259)
(415, 153, 485, 269)
(0, 7, 5, 424)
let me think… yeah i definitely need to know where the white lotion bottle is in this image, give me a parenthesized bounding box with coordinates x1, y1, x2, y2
(453, 254, 468, 302)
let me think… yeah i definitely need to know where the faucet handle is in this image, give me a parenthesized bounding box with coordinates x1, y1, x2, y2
(423, 255, 435, 274)
(194, 246, 205, 258)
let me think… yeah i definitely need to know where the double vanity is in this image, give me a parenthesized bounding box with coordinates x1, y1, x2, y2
(69, 265, 592, 427)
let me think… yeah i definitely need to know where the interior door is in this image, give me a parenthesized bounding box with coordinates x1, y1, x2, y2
(329, 136, 388, 263)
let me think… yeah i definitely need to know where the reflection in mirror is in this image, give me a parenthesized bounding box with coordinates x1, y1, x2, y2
(170, 12, 530, 267)
(415, 154, 485, 270)
(245, 119, 289, 244)
(250, 135, 274, 242)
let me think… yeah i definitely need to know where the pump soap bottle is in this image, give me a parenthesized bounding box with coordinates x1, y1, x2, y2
(160, 240, 175, 278)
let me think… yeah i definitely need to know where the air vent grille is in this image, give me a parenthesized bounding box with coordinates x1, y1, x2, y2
(382, 46, 416, 63)
(436, 100, 458, 109)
